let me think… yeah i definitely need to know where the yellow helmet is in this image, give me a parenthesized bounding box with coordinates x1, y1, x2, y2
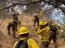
(9, 19, 13, 23)
(18, 27, 29, 35)
(39, 21, 47, 25)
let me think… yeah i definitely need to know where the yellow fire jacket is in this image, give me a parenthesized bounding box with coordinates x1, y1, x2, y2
(13, 38, 39, 48)
(37, 26, 50, 42)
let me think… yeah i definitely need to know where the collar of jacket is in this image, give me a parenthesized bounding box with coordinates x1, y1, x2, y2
(20, 37, 28, 40)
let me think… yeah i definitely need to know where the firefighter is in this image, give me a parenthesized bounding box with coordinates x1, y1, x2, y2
(32, 15, 39, 27)
(49, 23, 61, 48)
(13, 27, 39, 48)
(7, 13, 19, 38)
(36, 21, 50, 48)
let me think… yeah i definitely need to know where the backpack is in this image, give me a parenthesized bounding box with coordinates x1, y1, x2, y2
(49, 25, 57, 33)
(15, 39, 28, 48)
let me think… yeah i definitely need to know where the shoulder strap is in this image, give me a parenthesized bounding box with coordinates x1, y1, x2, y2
(15, 40, 23, 48)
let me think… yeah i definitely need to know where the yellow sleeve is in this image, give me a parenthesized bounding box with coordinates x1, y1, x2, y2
(36, 28, 40, 34)
(32, 16, 35, 21)
(46, 27, 50, 32)
(13, 41, 18, 48)
(37, 27, 50, 34)
(27, 38, 39, 48)
(37, 28, 45, 34)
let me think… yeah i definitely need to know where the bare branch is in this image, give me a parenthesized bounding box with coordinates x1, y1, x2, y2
(0, 0, 43, 10)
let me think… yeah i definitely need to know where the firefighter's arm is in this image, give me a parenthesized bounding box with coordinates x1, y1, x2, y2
(32, 17, 35, 21)
(37, 28, 46, 34)
(39, 27, 50, 34)
(18, 20, 21, 26)
(56, 26, 62, 35)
